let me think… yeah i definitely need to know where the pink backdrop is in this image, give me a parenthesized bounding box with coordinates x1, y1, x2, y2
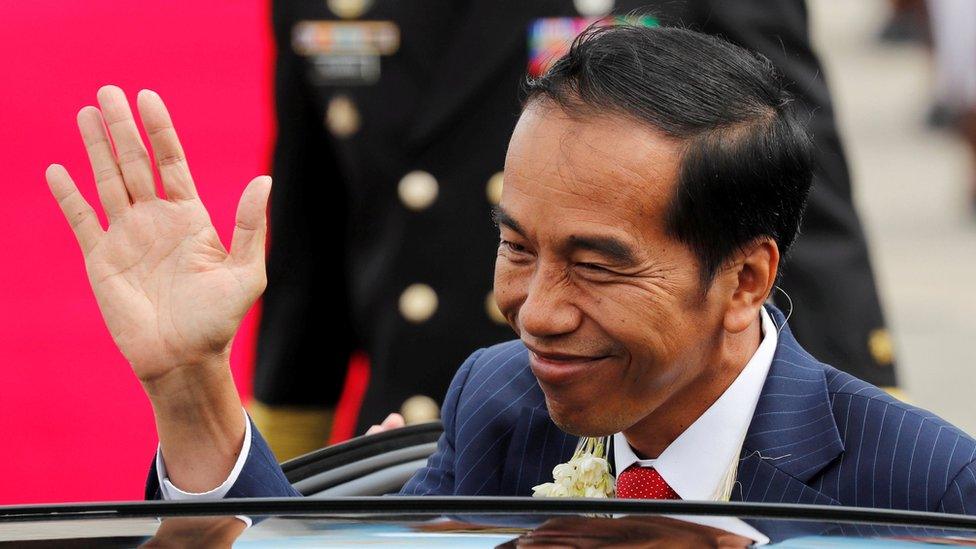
(0, 1, 275, 504)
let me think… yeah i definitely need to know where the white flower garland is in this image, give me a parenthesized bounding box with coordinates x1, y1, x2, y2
(532, 434, 744, 501)
(532, 436, 615, 498)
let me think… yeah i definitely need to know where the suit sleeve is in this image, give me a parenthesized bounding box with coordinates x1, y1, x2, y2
(399, 348, 486, 496)
(685, 0, 896, 386)
(145, 414, 302, 500)
(937, 461, 976, 515)
(253, 0, 358, 408)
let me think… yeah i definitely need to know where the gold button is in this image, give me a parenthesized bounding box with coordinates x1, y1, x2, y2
(486, 171, 504, 205)
(399, 283, 438, 323)
(400, 395, 440, 424)
(485, 291, 507, 325)
(868, 328, 895, 366)
(326, 95, 359, 138)
(398, 171, 439, 211)
(574, 0, 614, 16)
(327, 0, 372, 19)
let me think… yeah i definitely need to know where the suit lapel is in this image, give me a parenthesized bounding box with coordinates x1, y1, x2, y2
(733, 452, 840, 506)
(733, 305, 843, 505)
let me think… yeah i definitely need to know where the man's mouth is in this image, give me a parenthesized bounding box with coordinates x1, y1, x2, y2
(526, 345, 611, 385)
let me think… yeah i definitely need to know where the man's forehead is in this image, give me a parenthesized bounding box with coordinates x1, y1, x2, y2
(502, 105, 681, 235)
(505, 104, 681, 211)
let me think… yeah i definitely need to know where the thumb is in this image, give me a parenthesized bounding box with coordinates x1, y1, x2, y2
(228, 176, 272, 266)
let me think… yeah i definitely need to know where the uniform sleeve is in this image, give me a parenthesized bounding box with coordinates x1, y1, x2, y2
(687, 0, 896, 386)
(399, 348, 486, 496)
(254, 0, 358, 408)
(938, 461, 976, 515)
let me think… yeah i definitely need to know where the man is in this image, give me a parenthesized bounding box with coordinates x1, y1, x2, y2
(47, 25, 974, 510)
(258, 0, 899, 454)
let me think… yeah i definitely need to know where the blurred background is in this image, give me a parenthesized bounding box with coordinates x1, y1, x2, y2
(0, 0, 974, 504)
(809, 0, 976, 437)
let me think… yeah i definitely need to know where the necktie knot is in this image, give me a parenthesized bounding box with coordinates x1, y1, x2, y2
(616, 465, 680, 499)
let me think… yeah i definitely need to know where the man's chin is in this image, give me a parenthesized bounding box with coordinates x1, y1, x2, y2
(543, 395, 624, 438)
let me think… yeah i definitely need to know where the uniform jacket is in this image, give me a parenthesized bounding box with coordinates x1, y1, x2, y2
(148, 305, 976, 515)
(257, 0, 896, 432)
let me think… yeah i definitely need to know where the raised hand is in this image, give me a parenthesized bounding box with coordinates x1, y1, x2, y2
(46, 86, 270, 385)
(46, 86, 267, 491)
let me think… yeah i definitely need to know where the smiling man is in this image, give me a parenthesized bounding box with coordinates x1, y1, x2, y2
(49, 25, 976, 511)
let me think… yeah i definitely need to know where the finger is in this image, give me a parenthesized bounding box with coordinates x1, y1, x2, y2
(96, 85, 157, 202)
(229, 176, 272, 265)
(137, 89, 198, 201)
(381, 413, 405, 429)
(46, 164, 103, 255)
(365, 425, 384, 435)
(77, 106, 130, 221)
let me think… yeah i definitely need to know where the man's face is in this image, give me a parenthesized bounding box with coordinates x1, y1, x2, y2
(493, 102, 730, 437)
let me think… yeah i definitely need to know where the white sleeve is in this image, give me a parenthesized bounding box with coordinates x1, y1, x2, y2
(156, 407, 252, 501)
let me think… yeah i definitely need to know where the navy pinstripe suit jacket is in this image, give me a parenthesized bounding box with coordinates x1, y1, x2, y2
(146, 306, 976, 516)
(398, 305, 976, 514)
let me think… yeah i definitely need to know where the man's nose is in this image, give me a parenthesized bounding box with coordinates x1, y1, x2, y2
(517, 265, 582, 337)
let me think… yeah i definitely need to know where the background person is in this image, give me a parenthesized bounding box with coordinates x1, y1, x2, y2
(926, 0, 976, 211)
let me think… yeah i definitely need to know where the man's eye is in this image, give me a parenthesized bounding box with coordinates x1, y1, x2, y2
(500, 239, 527, 253)
(577, 262, 610, 273)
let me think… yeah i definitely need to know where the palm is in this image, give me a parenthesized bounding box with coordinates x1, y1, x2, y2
(87, 200, 250, 379)
(47, 87, 271, 383)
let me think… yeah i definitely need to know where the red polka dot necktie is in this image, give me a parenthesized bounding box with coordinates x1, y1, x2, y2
(615, 465, 681, 499)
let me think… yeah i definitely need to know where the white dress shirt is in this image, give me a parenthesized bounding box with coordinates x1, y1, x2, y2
(613, 306, 777, 501)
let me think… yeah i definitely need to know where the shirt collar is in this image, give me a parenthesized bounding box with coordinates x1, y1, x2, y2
(613, 306, 778, 500)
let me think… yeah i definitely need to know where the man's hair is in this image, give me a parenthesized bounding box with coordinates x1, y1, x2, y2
(524, 24, 814, 286)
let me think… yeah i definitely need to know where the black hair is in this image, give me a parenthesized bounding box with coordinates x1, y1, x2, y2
(524, 24, 814, 286)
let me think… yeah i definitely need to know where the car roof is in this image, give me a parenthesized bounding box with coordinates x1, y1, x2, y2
(4, 497, 976, 546)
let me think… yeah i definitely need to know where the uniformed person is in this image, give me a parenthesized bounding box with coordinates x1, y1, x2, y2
(253, 0, 899, 460)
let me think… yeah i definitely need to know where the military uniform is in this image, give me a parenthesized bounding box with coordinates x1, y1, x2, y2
(255, 0, 897, 447)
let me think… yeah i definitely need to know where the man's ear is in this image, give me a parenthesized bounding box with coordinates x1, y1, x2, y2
(723, 238, 779, 334)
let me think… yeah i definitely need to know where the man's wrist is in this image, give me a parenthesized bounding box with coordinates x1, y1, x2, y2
(157, 407, 252, 500)
(140, 352, 234, 404)
(143, 353, 248, 493)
